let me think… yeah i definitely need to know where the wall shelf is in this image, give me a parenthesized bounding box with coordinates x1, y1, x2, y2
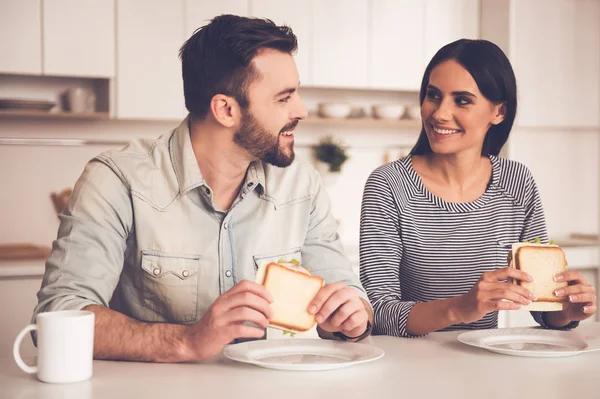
(302, 116, 421, 129)
(0, 110, 110, 121)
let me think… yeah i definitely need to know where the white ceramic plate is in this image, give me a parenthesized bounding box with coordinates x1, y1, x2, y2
(223, 339, 384, 371)
(458, 327, 600, 358)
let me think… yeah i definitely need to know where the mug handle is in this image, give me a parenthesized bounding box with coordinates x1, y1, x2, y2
(13, 324, 37, 374)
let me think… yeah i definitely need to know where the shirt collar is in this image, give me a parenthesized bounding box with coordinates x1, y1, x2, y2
(170, 115, 205, 195)
(170, 115, 266, 195)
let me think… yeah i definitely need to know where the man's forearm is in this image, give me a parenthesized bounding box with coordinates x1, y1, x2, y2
(84, 305, 190, 363)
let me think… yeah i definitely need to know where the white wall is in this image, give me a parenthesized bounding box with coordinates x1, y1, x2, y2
(507, 128, 599, 239)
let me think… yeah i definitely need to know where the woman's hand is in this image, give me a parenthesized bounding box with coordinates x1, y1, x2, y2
(550, 270, 597, 324)
(453, 267, 536, 324)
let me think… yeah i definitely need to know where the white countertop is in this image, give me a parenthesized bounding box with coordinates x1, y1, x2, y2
(2, 324, 600, 399)
(0, 258, 46, 278)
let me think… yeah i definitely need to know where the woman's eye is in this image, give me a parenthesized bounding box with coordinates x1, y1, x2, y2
(425, 91, 440, 100)
(456, 97, 471, 106)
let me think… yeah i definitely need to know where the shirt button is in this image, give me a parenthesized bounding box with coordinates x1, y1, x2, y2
(223, 223, 228, 230)
(247, 182, 254, 187)
(225, 270, 232, 278)
(182, 270, 189, 278)
(205, 188, 210, 195)
(152, 268, 161, 275)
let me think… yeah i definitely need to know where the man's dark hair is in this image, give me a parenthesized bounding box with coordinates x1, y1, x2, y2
(179, 14, 298, 119)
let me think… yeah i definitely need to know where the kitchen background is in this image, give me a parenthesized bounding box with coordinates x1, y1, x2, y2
(1, 0, 599, 356)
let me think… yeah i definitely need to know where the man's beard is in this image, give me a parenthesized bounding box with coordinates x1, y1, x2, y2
(233, 108, 298, 168)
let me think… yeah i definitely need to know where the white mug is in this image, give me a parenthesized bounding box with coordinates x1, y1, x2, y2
(65, 87, 95, 113)
(13, 310, 95, 383)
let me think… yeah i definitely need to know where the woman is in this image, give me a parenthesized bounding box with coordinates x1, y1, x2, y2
(359, 39, 596, 337)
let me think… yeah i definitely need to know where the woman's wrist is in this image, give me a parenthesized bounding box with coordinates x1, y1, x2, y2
(445, 296, 464, 325)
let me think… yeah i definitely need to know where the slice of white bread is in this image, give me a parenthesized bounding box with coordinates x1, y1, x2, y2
(261, 262, 324, 332)
(511, 243, 567, 311)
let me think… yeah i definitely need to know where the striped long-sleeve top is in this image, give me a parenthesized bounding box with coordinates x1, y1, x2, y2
(359, 155, 549, 337)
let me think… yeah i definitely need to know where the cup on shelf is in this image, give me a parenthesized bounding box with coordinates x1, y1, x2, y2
(64, 87, 96, 114)
(349, 105, 366, 118)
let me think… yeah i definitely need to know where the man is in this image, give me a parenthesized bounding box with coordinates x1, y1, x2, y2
(34, 15, 372, 363)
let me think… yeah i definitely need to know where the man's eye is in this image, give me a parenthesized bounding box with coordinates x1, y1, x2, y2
(279, 96, 291, 103)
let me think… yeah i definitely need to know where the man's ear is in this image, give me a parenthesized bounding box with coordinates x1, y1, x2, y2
(209, 94, 241, 128)
(491, 102, 506, 125)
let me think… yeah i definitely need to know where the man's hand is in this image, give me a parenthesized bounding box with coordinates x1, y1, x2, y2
(308, 282, 370, 338)
(180, 280, 273, 361)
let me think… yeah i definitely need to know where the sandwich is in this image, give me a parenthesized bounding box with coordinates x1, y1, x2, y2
(255, 262, 324, 332)
(509, 242, 567, 311)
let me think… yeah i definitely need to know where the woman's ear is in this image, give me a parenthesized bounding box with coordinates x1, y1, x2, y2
(209, 94, 241, 128)
(491, 103, 507, 125)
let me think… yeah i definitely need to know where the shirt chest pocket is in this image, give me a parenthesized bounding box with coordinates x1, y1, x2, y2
(141, 250, 199, 323)
(252, 247, 302, 283)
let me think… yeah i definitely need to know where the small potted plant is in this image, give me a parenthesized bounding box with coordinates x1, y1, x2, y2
(312, 136, 349, 174)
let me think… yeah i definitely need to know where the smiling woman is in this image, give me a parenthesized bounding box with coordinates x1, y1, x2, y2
(359, 39, 596, 339)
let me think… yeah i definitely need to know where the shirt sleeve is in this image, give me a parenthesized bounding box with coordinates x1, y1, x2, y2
(32, 159, 133, 322)
(519, 169, 549, 243)
(359, 168, 419, 337)
(300, 169, 369, 304)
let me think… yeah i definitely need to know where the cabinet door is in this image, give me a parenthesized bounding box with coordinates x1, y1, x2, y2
(370, 0, 424, 90)
(311, 0, 369, 88)
(0, 0, 42, 75)
(116, 0, 185, 120)
(42, 0, 115, 77)
(251, 0, 312, 85)
(423, 0, 480, 64)
(512, 0, 600, 127)
(185, 0, 248, 37)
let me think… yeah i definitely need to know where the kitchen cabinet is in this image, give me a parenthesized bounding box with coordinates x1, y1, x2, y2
(511, 0, 600, 127)
(42, 0, 115, 77)
(370, 0, 424, 91)
(481, 0, 600, 128)
(423, 0, 480, 64)
(0, 0, 42, 75)
(311, 0, 369, 88)
(250, 0, 312, 85)
(116, 0, 185, 120)
(0, 269, 44, 359)
(185, 0, 248, 37)
(310, 0, 478, 90)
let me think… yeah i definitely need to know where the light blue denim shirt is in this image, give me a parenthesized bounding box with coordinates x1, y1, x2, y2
(34, 117, 367, 324)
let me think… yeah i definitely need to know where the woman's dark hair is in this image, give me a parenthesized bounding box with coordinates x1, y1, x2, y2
(410, 39, 517, 156)
(179, 14, 297, 119)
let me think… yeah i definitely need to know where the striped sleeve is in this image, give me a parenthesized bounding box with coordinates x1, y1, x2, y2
(519, 168, 549, 243)
(359, 168, 418, 337)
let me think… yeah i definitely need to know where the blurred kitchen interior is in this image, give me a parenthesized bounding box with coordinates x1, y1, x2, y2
(1, 0, 599, 356)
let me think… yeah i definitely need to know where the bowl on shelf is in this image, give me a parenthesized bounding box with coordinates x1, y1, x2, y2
(405, 104, 421, 120)
(372, 103, 406, 120)
(318, 103, 352, 119)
